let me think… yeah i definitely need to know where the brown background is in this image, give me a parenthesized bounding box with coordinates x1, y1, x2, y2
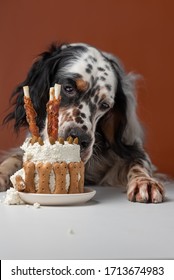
(0, 0, 174, 177)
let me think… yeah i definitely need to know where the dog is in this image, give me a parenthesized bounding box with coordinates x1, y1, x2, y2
(0, 42, 164, 202)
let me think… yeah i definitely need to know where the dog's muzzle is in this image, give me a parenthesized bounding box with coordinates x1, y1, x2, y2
(65, 127, 92, 163)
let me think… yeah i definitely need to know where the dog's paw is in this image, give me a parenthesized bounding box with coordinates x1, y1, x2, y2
(0, 172, 10, 192)
(127, 177, 164, 203)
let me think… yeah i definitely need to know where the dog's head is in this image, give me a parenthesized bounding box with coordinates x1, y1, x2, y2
(52, 43, 117, 163)
(4, 43, 142, 163)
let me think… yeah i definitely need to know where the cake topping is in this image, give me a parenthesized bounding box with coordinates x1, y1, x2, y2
(23, 84, 79, 146)
(73, 137, 79, 144)
(67, 136, 74, 144)
(58, 137, 65, 144)
(49, 136, 56, 145)
(38, 136, 44, 146)
(46, 84, 61, 143)
(23, 86, 40, 144)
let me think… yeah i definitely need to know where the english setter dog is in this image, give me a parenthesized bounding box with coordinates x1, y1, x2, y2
(0, 43, 164, 202)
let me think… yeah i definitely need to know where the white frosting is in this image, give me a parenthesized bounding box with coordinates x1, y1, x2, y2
(22, 138, 81, 164)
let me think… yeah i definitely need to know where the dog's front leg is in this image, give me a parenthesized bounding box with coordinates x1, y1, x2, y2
(127, 165, 164, 203)
(0, 149, 23, 191)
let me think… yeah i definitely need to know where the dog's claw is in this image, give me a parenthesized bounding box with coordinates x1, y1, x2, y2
(127, 178, 164, 203)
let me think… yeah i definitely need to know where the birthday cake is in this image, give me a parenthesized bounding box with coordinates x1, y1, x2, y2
(10, 84, 84, 194)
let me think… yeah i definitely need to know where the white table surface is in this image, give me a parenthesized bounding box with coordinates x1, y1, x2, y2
(0, 183, 174, 260)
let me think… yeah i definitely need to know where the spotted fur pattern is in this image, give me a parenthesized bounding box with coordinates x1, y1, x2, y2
(1, 42, 164, 203)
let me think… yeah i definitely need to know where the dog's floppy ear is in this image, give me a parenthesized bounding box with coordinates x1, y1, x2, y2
(98, 53, 145, 160)
(98, 76, 127, 145)
(3, 44, 64, 132)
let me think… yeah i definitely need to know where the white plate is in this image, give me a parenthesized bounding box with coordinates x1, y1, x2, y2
(18, 187, 96, 206)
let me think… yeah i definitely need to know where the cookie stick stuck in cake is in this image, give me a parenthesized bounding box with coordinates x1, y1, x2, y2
(47, 87, 55, 144)
(47, 84, 61, 144)
(53, 83, 61, 140)
(23, 86, 42, 145)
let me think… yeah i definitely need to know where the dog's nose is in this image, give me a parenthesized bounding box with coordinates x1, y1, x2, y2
(69, 128, 91, 150)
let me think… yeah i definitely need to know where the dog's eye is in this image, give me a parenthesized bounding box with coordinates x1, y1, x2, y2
(100, 102, 110, 110)
(63, 85, 75, 96)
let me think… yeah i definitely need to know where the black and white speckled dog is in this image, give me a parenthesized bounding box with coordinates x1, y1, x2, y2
(0, 43, 164, 202)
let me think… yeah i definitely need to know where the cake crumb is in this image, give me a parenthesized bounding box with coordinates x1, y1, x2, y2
(33, 202, 40, 208)
(4, 188, 25, 205)
(67, 228, 75, 235)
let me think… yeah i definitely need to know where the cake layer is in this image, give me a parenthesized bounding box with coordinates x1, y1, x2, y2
(10, 161, 84, 194)
(21, 138, 81, 163)
(10, 168, 70, 192)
